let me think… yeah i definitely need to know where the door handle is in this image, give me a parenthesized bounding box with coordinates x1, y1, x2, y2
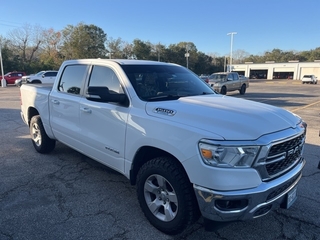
(51, 99, 60, 104)
(80, 107, 92, 114)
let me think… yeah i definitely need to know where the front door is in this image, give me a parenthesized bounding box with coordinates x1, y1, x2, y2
(78, 65, 129, 173)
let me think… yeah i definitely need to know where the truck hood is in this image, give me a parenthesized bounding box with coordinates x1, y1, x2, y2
(145, 95, 300, 140)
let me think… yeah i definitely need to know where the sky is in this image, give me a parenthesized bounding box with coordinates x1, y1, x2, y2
(1, 0, 320, 57)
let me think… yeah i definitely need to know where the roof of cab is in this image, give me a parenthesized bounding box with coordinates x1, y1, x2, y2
(62, 58, 176, 66)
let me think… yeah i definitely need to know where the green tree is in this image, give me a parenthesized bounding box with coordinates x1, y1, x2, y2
(60, 23, 107, 59)
(0, 38, 16, 73)
(132, 39, 151, 60)
(166, 43, 187, 67)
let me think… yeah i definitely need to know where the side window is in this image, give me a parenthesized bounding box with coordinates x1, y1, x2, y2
(233, 73, 239, 80)
(58, 65, 87, 95)
(89, 65, 123, 94)
(46, 72, 57, 77)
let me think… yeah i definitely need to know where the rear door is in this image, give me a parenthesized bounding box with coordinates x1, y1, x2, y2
(42, 71, 58, 84)
(49, 64, 89, 150)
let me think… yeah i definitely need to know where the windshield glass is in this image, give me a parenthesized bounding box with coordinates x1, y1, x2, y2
(209, 74, 227, 80)
(35, 71, 45, 76)
(121, 64, 215, 101)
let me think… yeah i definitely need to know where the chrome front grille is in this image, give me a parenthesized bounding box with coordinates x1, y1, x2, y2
(255, 132, 306, 181)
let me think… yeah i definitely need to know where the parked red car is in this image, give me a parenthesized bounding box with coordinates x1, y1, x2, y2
(1, 71, 26, 85)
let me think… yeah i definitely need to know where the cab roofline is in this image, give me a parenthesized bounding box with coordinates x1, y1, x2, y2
(61, 58, 176, 66)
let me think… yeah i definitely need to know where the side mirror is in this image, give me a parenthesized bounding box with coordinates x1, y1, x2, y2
(86, 86, 128, 104)
(227, 77, 233, 81)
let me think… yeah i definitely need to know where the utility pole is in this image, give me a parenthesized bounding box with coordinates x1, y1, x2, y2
(227, 32, 237, 72)
(0, 43, 6, 88)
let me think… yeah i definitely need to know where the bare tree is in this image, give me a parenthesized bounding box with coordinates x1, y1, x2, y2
(208, 52, 221, 65)
(39, 28, 63, 69)
(106, 37, 123, 59)
(7, 24, 44, 68)
(233, 49, 250, 64)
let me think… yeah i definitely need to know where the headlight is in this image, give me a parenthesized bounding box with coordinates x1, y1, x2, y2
(199, 142, 260, 168)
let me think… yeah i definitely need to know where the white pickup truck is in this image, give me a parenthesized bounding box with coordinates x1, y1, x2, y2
(20, 59, 307, 235)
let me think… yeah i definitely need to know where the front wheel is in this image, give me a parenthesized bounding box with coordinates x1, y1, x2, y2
(239, 84, 246, 95)
(220, 86, 227, 95)
(136, 157, 200, 235)
(30, 115, 56, 153)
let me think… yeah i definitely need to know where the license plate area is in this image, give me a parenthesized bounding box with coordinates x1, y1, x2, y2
(285, 187, 297, 209)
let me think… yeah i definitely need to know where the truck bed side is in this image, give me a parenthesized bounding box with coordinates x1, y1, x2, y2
(20, 84, 55, 138)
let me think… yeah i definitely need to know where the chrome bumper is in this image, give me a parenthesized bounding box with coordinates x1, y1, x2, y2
(194, 158, 305, 222)
(20, 111, 27, 125)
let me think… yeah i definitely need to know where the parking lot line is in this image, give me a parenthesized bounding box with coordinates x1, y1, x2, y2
(291, 100, 320, 113)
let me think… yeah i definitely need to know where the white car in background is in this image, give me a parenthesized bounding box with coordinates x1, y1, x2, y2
(301, 75, 317, 84)
(27, 70, 58, 84)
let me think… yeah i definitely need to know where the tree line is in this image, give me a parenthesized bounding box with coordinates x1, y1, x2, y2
(1, 22, 320, 75)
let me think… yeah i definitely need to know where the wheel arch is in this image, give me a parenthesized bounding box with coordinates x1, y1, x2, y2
(31, 79, 42, 84)
(27, 107, 40, 126)
(129, 146, 189, 186)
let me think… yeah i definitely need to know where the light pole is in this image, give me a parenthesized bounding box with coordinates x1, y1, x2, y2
(227, 32, 237, 72)
(0, 43, 6, 88)
(185, 44, 190, 69)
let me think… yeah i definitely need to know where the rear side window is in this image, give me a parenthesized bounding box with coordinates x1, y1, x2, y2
(45, 71, 58, 77)
(58, 65, 87, 95)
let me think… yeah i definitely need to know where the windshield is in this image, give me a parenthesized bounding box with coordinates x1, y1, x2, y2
(209, 74, 227, 81)
(121, 64, 215, 101)
(35, 71, 45, 76)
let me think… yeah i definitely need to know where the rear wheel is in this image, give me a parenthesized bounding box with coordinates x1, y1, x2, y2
(220, 86, 227, 95)
(30, 115, 56, 153)
(136, 157, 200, 235)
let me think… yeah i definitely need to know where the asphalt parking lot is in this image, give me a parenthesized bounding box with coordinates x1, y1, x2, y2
(0, 81, 319, 240)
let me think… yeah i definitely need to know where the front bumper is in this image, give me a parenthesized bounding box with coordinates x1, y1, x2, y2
(194, 157, 305, 222)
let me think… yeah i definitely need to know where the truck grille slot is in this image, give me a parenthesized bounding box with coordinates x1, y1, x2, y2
(268, 134, 304, 156)
(263, 133, 305, 179)
(266, 151, 301, 176)
(266, 174, 299, 201)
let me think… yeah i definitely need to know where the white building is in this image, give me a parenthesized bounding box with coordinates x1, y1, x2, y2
(231, 61, 320, 80)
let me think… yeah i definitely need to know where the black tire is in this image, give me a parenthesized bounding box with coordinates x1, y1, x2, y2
(30, 115, 56, 153)
(239, 84, 246, 95)
(136, 157, 200, 235)
(220, 86, 227, 95)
